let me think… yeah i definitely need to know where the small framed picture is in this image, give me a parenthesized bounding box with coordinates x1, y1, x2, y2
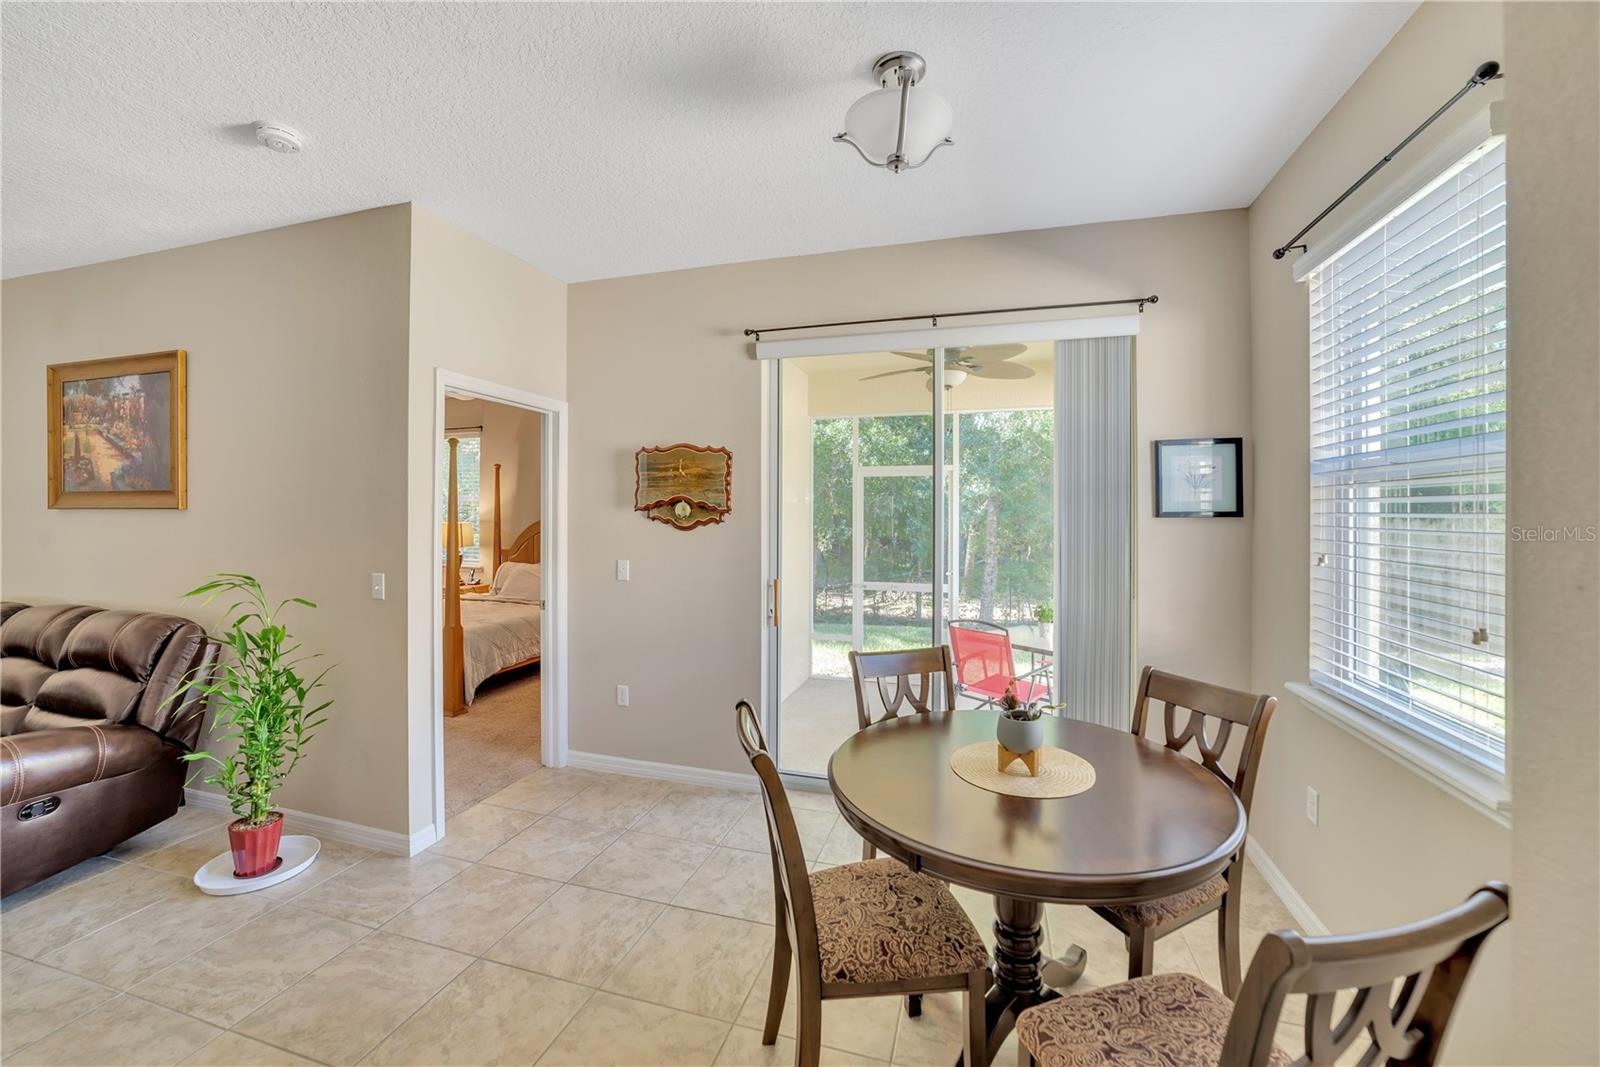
(47, 350, 187, 509)
(1153, 437, 1242, 518)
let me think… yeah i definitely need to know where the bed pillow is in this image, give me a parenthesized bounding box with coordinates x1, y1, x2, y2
(492, 562, 541, 601)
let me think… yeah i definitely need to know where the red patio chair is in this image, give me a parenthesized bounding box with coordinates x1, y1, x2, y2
(948, 620, 1052, 709)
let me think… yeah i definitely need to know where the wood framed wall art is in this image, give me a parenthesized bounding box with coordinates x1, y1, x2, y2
(47, 350, 188, 509)
(634, 444, 732, 529)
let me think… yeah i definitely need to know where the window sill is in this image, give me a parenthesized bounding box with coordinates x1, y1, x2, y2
(1285, 682, 1511, 828)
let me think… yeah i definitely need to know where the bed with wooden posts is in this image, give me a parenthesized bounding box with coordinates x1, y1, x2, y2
(444, 438, 541, 716)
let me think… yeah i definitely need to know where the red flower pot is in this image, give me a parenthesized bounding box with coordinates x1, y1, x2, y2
(229, 812, 284, 878)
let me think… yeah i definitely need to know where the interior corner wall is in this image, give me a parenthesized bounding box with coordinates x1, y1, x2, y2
(1244, 4, 1514, 1061)
(1505, 2, 1600, 1060)
(405, 205, 567, 836)
(0, 206, 415, 834)
(567, 210, 1253, 777)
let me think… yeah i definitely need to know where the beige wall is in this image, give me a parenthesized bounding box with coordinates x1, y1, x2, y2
(405, 206, 566, 833)
(1505, 3, 1600, 1059)
(444, 396, 543, 572)
(1244, 4, 1515, 1061)
(568, 209, 1253, 775)
(0, 206, 414, 833)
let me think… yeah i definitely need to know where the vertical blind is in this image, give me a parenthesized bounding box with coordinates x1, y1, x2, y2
(1056, 336, 1134, 730)
(1308, 136, 1507, 771)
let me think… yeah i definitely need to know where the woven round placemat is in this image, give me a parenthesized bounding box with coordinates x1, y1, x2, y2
(949, 741, 1096, 799)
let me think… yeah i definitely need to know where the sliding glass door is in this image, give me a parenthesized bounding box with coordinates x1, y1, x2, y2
(773, 337, 1092, 775)
(776, 353, 940, 774)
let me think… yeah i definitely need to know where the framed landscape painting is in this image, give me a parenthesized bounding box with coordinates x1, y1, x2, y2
(47, 350, 187, 509)
(1153, 437, 1242, 518)
(634, 443, 732, 529)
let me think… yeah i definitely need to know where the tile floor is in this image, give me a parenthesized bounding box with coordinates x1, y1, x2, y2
(0, 765, 1324, 1066)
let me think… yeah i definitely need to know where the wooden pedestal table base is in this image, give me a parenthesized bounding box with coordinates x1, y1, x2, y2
(949, 897, 1087, 1064)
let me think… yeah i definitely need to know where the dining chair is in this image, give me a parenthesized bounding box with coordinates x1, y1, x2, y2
(1090, 666, 1277, 996)
(948, 620, 1051, 709)
(735, 700, 992, 1067)
(848, 645, 956, 728)
(1017, 882, 1510, 1067)
(847, 645, 956, 863)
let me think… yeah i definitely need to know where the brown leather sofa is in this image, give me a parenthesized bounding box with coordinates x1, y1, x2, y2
(0, 602, 216, 896)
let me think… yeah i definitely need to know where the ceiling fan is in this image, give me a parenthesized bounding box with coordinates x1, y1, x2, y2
(860, 344, 1033, 390)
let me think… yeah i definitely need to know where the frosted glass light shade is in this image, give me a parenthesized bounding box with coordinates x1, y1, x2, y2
(843, 85, 954, 163)
(927, 368, 969, 391)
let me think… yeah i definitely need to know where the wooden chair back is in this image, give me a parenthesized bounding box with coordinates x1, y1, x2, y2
(735, 701, 821, 978)
(1222, 883, 1510, 1067)
(848, 646, 957, 729)
(1131, 666, 1277, 816)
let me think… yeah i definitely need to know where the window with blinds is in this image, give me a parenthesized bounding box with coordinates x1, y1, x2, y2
(1307, 136, 1506, 772)
(441, 432, 483, 564)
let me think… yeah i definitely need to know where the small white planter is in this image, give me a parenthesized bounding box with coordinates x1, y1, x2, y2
(194, 834, 321, 896)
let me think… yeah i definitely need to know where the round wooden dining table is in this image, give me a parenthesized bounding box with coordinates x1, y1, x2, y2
(827, 709, 1245, 1060)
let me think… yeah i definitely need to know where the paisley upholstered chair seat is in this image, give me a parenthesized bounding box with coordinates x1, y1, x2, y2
(810, 858, 989, 985)
(1015, 973, 1292, 1067)
(1100, 874, 1227, 927)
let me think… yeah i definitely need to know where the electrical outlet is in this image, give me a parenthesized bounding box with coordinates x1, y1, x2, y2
(616, 684, 630, 707)
(616, 559, 630, 581)
(370, 573, 386, 600)
(1305, 786, 1320, 825)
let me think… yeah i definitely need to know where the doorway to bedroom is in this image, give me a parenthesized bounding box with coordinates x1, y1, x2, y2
(440, 392, 546, 814)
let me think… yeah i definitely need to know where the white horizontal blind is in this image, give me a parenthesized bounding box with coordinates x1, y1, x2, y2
(1308, 137, 1507, 771)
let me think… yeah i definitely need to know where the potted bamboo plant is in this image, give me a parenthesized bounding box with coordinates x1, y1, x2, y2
(175, 574, 331, 879)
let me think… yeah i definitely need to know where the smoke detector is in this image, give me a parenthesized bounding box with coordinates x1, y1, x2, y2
(253, 122, 304, 154)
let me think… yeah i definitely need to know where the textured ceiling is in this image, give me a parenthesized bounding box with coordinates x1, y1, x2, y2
(1, 2, 1415, 281)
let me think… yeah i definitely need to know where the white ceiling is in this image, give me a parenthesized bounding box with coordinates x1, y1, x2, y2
(1, 2, 1415, 282)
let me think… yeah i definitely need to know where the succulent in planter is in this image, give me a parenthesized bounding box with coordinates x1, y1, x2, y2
(1031, 603, 1055, 626)
(172, 574, 332, 878)
(999, 684, 1044, 722)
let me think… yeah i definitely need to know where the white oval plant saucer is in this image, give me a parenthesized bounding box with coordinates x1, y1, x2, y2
(194, 834, 320, 896)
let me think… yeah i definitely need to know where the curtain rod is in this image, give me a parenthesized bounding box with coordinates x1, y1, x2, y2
(743, 295, 1157, 342)
(1271, 61, 1503, 261)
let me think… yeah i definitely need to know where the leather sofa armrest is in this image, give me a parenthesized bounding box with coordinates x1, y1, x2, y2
(0, 724, 175, 806)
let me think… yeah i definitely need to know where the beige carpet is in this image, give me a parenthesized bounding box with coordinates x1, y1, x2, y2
(444, 667, 541, 814)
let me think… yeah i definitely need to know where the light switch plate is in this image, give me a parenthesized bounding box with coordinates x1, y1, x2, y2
(616, 559, 630, 581)
(370, 573, 386, 600)
(616, 684, 630, 707)
(1305, 786, 1320, 825)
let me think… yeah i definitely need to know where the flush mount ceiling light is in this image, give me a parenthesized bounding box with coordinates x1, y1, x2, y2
(834, 51, 953, 173)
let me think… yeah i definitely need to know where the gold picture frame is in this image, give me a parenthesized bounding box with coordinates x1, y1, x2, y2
(47, 350, 188, 509)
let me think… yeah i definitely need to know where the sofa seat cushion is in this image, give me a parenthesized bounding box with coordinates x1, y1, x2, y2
(0, 724, 173, 805)
(1, 704, 29, 737)
(810, 858, 989, 985)
(1015, 973, 1293, 1067)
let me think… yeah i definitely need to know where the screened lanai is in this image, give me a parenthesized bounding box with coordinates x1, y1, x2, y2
(775, 343, 1061, 775)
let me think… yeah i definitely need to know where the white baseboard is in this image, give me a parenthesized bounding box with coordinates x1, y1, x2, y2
(1245, 836, 1329, 935)
(184, 789, 425, 856)
(565, 750, 758, 793)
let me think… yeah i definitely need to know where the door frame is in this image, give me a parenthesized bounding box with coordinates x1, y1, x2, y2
(428, 369, 569, 840)
(759, 315, 1140, 777)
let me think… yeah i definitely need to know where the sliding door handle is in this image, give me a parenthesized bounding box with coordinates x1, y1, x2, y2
(770, 579, 780, 628)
